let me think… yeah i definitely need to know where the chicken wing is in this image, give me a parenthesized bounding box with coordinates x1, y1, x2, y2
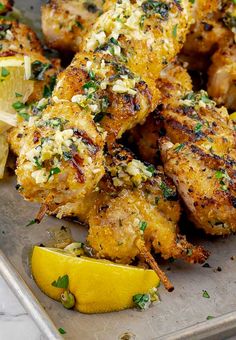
(160, 139, 236, 235)
(41, 0, 103, 52)
(182, 0, 235, 70)
(84, 0, 192, 88)
(208, 42, 236, 111)
(87, 145, 209, 264)
(16, 101, 105, 219)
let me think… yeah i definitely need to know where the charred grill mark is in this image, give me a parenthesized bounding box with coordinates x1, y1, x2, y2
(164, 118, 195, 141)
(138, 80, 152, 108)
(190, 145, 236, 170)
(71, 153, 85, 183)
(73, 128, 99, 154)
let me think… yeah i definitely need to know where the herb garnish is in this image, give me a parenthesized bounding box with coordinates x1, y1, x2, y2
(141, 0, 169, 19)
(139, 221, 147, 232)
(202, 290, 210, 299)
(58, 327, 66, 334)
(48, 167, 61, 180)
(30, 60, 51, 80)
(133, 293, 150, 310)
(52, 274, 69, 289)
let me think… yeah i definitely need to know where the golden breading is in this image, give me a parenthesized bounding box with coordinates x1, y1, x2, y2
(41, 0, 103, 52)
(0, 0, 13, 14)
(84, 0, 192, 88)
(0, 19, 43, 56)
(129, 61, 193, 163)
(16, 102, 105, 219)
(208, 42, 236, 111)
(53, 52, 159, 144)
(87, 146, 208, 264)
(160, 138, 236, 235)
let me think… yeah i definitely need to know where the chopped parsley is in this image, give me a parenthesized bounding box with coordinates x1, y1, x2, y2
(174, 143, 185, 153)
(0, 3, 5, 11)
(160, 182, 177, 200)
(141, 0, 169, 19)
(215, 170, 230, 191)
(15, 92, 23, 98)
(48, 167, 61, 180)
(133, 293, 151, 310)
(1, 67, 9, 77)
(30, 60, 51, 81)
(76, 21, 84, 29)
(43, 75, 57, 98)
(58, 327, 66, 335)
(146, 164, 155, 175)
(52, 275, 69, 289)
(0, 23, 11, 39)
(139, 221, 147, 232)
(206, 316, 215, 320)
(202, 290, 210, 299)
(194, 122, 203, 134)
(26, 219, 38, 227)
(82, 80, 98, 92)
(172, 24, 178, 38)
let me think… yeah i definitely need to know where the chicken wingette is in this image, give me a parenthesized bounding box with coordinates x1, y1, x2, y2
(208, 42, 236, 111)
(87, 144, 209, 269)
(41, 0, 103, 52)
(129, 61, 236, 234)
(160, 139, 236, 235)
(84, 0, 192, 89)
(16, 101, 105, 219)
(52, 52, 157, 145)
(182, 0, 235, 70)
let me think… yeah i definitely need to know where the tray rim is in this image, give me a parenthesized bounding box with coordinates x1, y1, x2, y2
(1, 246, 236, 340)
(0, 249, 61, 340)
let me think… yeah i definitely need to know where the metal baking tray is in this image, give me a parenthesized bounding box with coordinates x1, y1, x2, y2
(1, 1, 236, 339)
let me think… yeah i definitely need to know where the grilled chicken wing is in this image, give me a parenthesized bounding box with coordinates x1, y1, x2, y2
(208, 42, 236, 111)
(87, 145, 208, 264)
(41, 0, 103, 52)
(16, 101, 105, 219)
(84, 0, 192, 89)
(52, 52, 158, 145)
(160, 139, 236, 235)
(182, 0, 235, 70)
(157, 64, 236, 234)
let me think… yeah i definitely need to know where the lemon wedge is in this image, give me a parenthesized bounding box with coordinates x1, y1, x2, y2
(0, 56, 34, 126)
(0, 55, 35, 177)
(31, 246, 159, 314)
(229, 112, 236, 121)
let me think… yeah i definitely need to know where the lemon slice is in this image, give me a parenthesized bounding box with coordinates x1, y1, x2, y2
(31, 246, 159, 314)
(0, 55, 34, 132)
(229, 112, 236, 121)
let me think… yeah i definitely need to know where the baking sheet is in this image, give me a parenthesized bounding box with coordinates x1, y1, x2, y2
(1, 1, 236, 339)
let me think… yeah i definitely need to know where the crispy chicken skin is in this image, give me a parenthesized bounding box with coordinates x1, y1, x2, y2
(41, 0, 103, 52)
(130, 61, 236, 234)
(0, 0, 13, 14)
(0, 19, 43, 56)
(16, 102, 105, 219)
(160, 139, 236, 235)
(208, 43, 236, 111)
(53, 52, 158, 144)
(182, 0, 235, 70)
(87, 145, 208, 264)
(84, 0, 192, 88)
(130, 61, 192, 163)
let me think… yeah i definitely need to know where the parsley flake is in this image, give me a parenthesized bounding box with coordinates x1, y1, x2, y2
(52, 275, 69, 289)
(202, 290, 210, 299)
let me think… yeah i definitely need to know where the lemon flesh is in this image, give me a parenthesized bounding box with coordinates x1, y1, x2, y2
(229, 112, 236, 121)
(31, 246, 159, 314)
(0, 56, 34, 132)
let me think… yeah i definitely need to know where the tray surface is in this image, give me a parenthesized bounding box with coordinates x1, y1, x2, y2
(1, 1, 236, 339)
